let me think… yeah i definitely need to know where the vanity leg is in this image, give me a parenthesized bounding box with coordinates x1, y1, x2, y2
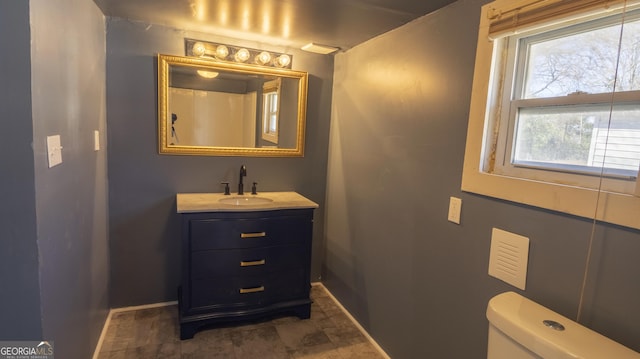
(180, 324, 198, 340)
(294, 303, 311, 320)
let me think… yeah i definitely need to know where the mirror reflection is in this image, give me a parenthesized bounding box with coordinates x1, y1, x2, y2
(157, 54, 308, 157)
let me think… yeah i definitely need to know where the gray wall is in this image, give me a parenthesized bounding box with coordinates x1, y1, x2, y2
(106, 19, 333, 307)
(0, 0, 42, 340)
(324, 0, 640, 358)
(0, 0, 109, 356)
(30, 0, 110, 358)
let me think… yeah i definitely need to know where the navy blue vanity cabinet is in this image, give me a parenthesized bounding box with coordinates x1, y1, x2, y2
(178, 208, 314, 340)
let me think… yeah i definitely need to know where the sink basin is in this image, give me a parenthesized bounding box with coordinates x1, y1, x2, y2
(218, 196, 274, 206)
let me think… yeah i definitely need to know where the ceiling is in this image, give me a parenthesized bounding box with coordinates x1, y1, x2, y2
(92, 0, 457, 52)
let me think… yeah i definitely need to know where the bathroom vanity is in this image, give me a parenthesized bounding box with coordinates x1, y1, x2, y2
(176, 192, 318, 339)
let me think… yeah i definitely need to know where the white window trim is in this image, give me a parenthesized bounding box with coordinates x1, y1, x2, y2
(261, 79, 281, 144)
(462, 0, 640, 230)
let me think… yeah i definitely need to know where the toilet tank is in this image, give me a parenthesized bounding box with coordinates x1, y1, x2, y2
(487, 292, 640, 359)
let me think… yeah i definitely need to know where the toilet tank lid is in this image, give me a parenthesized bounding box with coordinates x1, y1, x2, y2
(486, 292, 640, 359)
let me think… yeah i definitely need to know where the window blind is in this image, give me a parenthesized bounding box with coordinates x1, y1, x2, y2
(262, 79, 280, 93)
(487, 0, 637, 39)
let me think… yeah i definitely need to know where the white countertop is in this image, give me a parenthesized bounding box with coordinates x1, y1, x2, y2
(176, 191, 319, 213)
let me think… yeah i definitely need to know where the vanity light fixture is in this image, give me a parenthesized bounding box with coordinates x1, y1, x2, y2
(184, 38, 293, 69)
(234, 48, 251, 62)
(215, 45, 229, 60)
(255, 51, 272, 65)
(192, 42, 207, 56)
(274, 54, 291, 68)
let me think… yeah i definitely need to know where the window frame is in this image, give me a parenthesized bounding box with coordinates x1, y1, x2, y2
(261, 79, 281, 144)
(462, 0, 640, 230)
(493, 11, 640, 192)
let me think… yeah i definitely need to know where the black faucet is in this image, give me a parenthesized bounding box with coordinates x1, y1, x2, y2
(238, 165, 247, 195)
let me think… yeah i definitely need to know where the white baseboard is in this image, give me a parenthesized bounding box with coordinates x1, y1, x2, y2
(92, 310, 112, 359)
(312, 282, 391, 359)
(109, 300, 178, 313)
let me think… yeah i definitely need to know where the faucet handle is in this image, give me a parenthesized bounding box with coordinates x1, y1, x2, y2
(221, 182, 230, 195)
(251, 182, 258, 195)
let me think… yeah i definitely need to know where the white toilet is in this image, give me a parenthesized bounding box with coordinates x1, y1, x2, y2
(487, 292, 640, 358)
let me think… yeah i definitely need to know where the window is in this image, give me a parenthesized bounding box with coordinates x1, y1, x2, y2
(261, 79, 281, 144)
(462, 0, 640, 230)
(495, 11, 640, 192)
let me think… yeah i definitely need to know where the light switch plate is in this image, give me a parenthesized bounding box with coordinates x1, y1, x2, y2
(94, 130, 100, 151)
(448, 197, 462, 224)
(46, 135, 63, 168)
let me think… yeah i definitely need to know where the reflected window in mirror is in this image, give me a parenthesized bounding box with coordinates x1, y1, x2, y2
(262, 79, 281, 145)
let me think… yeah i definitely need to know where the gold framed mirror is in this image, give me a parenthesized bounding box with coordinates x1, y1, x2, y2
(157, 54, 308, 157)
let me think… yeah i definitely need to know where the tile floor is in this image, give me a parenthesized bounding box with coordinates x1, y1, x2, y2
(97, 285, 386, 358)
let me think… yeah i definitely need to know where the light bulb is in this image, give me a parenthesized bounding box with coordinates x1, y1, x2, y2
(255, 51, 272, 65)
(192, 42, 206, 57)
(275, 54, 291, 68)
(234, 48, 250, 62)
(215, 45, 229, 59)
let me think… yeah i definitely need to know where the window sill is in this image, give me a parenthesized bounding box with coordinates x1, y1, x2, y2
(461, 166, 640, 230)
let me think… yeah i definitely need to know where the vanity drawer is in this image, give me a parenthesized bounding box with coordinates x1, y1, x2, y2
(189, 215, 312, 251)
(190, 244, 309, 279)
(190, 269, 307, 310)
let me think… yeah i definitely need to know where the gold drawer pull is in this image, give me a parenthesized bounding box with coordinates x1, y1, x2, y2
(240, 232, 266, 238)
(240, 259, 266, 267)
(239, 286, 264, 294)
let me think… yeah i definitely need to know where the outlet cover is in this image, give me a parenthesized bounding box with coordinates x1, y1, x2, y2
(94, 130, 100, 151)
(448, 197, 462, 224)
(488, 228, 530, 290)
